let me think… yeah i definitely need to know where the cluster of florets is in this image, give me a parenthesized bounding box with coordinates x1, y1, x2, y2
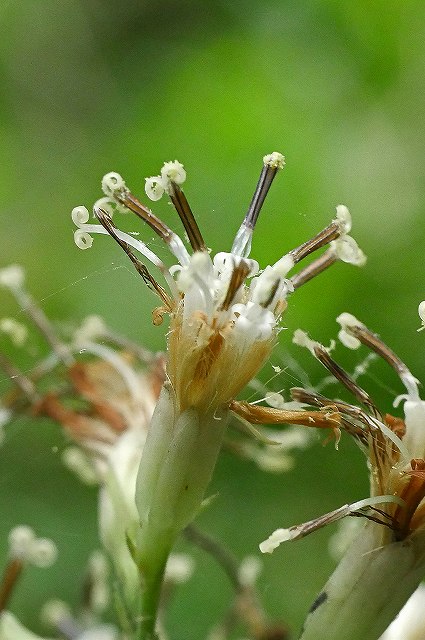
(261, 305, 425, 554)
(71, 154, 366, 414)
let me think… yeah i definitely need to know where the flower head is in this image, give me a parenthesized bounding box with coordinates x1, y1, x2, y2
(261, 310, 425, 553)
(72, 154, 365, 416)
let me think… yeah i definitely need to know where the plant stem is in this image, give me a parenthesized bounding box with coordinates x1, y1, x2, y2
(138, 550, 169, 640)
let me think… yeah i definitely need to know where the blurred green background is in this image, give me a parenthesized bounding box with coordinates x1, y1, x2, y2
(1, 1, 424, 637)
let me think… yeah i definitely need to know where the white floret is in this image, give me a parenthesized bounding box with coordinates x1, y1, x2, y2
(0, 265, 25, 289)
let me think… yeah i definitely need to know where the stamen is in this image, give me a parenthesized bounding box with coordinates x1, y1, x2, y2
(313, 344, 380, 417)
(290, 387, 370, 441)
(74, 316, 157, 364)
(274, 205, 357, 281)
(0, 352, 40, 403)
(107, 180, 190, 266)
(95, 208, 175, 308)
(1, 527, 58, 611)
(0, 267, 73, 366)
(168, 182, 206, 252)
(232, 152, 285, 257)
(219, 260, 251, 311)
(288, 221, 341, 265)
(290, 249, 337, 290)
(41, 601, 83, 639)
(293, 330, 380, 417)
(259, 495, 405, 553)
(337, 313, 416, 382)
(0, 558, 22, 612)
(230, 399, 341, 430)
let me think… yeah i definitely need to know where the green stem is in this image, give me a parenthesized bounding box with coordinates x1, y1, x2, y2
(138, 549, 169, 640)
(299, 521, 425, 640)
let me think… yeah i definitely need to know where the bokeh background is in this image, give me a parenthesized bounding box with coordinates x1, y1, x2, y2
(1, 1, 424, 638)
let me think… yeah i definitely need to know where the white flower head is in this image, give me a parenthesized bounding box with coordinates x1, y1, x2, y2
(164, 553, 195, 584)
(72, 155, 365, 414)
(0, 317, 28, 347)
(0, 264, 25, 290)
(27, 538, 58, 568)
(8, 526, 57, 567)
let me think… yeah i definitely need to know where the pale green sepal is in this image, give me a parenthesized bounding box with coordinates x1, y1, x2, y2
(300, 522, 425, 640)
(135, 382, 176, 523)
(147, 407, 229, 535)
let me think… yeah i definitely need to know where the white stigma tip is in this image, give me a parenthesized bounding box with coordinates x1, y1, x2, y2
(336, 312, 362, 328)
(8, 525, 35, 559)
(263, 152, 285, 169)
(101, 172, 127, 198)
(292, 329, 316, 354)
(238, 556, 263, 586)
(0, 264, 25, 289)
(336, 313, 363, 349)
(161, 160, 186, 186)
(28, 537, 58, 568)
(334, 204, 352, 234)
(259, 528, 292, 553)
(74, 230, 93, 250)
(331, 236, 367, 266)
(71, 205, 90, 226)
(0, 318, 28, 347)
(145, 175, 166, 201)
(338, 329, 361, 350)
(74, 315, 106, 345)
(273, 254, 295, 278)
